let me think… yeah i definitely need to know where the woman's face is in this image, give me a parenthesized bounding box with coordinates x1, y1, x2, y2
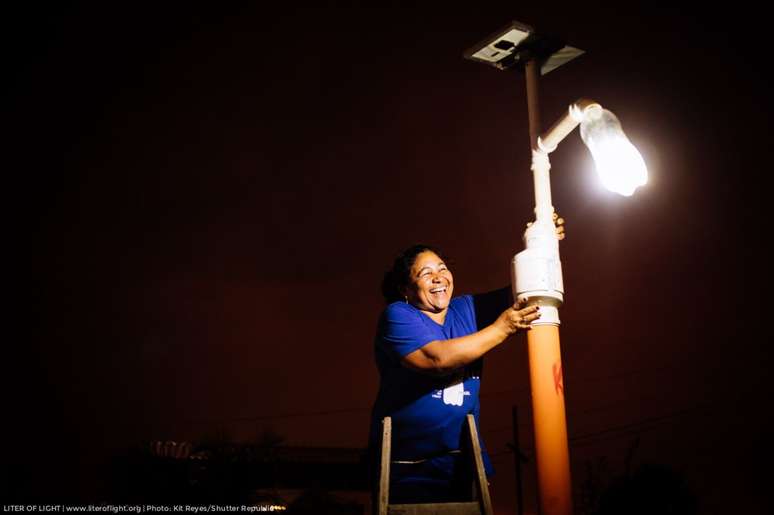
(404, 251, 454, 314)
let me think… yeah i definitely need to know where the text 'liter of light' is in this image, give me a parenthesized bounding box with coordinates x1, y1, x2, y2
(579, 105, 647, 196)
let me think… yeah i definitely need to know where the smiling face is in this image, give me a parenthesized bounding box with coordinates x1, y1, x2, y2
(403, 251, 454, 318)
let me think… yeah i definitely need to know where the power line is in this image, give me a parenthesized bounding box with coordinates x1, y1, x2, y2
(480, 359, 697, 400)
(185, 360, 702, 425)
(568, 404, 709, 445)
(484, 403, 710, 456)
(482, 391, 703, 438)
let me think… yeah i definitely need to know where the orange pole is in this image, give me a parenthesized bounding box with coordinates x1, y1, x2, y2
(526, 324, 572, 515)
(521, 57, 573, 515)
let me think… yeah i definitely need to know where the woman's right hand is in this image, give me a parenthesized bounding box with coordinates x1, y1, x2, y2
(495, 300, 541, 336)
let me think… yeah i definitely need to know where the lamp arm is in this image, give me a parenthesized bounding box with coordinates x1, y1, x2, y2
(536, 98, 600, 153)
(529, 98, 600, 223)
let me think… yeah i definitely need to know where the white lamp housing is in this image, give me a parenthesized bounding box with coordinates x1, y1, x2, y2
(579, 105, 648, 196)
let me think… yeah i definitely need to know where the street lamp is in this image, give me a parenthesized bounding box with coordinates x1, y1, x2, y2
(465, 21, 648, 515)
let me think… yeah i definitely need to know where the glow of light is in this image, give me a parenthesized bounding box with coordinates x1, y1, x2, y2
(580, 106, 648, 196)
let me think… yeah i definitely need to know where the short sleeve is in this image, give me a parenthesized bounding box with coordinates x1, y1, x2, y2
(378, 303, 439, 358)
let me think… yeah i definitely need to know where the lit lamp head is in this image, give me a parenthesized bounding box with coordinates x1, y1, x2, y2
(578, 105, 648, 196)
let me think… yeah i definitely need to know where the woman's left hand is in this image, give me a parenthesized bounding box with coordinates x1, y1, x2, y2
(526, 212, 565, 240)
(554, 212, 565, 240)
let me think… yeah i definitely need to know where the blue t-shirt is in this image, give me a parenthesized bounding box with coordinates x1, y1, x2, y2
(369, 294, 493, 482)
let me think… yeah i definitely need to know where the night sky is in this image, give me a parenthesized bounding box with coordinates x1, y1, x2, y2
(10, 3, 773, 513)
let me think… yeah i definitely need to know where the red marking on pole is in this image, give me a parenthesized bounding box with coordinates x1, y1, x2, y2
(552, 362, 564, 396)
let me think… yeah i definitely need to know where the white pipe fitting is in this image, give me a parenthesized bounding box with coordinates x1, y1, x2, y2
(512, 150, 564, 326)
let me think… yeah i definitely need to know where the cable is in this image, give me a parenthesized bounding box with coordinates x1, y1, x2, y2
(480, 359, 697, 400)
(568, 404, 709, 444)
(481, 391, 704, 438)
(483, 403, 710, 456)
(186, 360, 701, 425)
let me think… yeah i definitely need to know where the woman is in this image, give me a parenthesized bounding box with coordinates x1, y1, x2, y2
(369, 244, 541, 504)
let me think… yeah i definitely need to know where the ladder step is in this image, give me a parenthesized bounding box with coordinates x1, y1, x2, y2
(388, 501, 482, 515)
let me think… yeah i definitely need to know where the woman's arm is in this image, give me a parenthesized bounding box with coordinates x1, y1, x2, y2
(401, 302, 540, 376)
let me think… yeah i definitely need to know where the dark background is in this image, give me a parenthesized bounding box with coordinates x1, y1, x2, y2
(8, 2, 772, 513)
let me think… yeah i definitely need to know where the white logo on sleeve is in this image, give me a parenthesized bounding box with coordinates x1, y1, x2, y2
(442, 380, 467, 406)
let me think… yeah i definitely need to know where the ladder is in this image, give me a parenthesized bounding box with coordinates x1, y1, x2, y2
(377, 414, 494, 515)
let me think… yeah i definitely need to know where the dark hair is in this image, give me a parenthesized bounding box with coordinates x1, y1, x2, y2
(380, 244, 447, 304)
